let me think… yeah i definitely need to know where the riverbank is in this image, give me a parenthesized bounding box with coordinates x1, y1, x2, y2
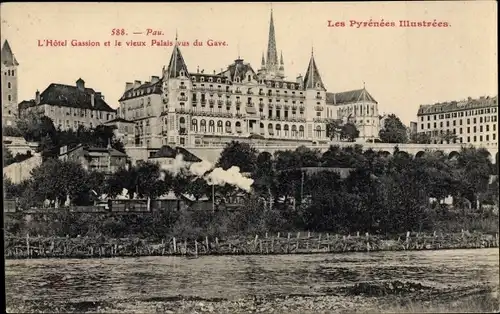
(6, 282, 498, 313)
(4, 230, 499, 259)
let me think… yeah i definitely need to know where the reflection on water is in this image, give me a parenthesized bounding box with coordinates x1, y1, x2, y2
(5, 249, 499, 306)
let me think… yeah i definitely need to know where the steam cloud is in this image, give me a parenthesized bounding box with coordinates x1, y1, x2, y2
(159, 154, 254, 192)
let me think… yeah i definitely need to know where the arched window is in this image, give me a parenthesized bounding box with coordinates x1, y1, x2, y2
(299, 125, 304, 137)
(217, 120, 223, 133)
(7, 82, 11, 88)
(268, 123, 273, 135)
(315, 125, 322, 138)
(191, 119, 198, 132)
(291, 125, 298, 137)
(200, 119, 207, 132)
(209, 120, 215, 132)
(284, 124, 289, 137)
(179, 117, 186, 124)
(236, 121, 242, 133)
(275, 124, 281, 136)
(225, 121, 231, 133)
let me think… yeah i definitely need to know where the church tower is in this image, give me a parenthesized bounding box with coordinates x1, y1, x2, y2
(259, 9, 285, 80)
(161, 36, 192, 146)
(1, 40, 19, 127)
(303, 48, 327, 140)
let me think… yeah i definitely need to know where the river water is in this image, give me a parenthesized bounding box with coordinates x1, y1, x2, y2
(5, 248, 499, 313)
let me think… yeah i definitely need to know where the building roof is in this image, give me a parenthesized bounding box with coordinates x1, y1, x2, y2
(119, 78, 163, 101)
(151, 145, 202, 162)
(417, 95, 497, 115)
(1, 40, 19, 67)
(61, 144, 128, 158)
(104, 117, 135, 124)
(19, 82, 116, 112)
(303, 53, 325, 90)
(220, 58, 259, 82)
(325, 88, 378, 106)
(166, 45, 190, 79)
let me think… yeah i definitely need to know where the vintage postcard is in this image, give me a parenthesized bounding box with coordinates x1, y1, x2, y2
(2, 1, 498, 313)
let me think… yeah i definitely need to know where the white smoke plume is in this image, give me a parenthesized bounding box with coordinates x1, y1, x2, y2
(189, 160, 213, 177)
(156, 154, 254, 192)
(206, 166, 254, 192)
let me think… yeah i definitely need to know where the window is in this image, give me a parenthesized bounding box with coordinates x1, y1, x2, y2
(7, 82, 11, 88)
(7, 95, 11, 101)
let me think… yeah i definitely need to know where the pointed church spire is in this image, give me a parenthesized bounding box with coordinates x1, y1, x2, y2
(266, 7, 278, 70)
(1, 40, 19, 66)
(303, 52, 325, 90)
(261, 52, 266, 66)
(166, 36, 189, 79)
(280, 51, 284, 65)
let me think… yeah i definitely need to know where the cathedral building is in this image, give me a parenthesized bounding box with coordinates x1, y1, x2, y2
(1, 40, 19, 127)
(117, 10, 381, 150)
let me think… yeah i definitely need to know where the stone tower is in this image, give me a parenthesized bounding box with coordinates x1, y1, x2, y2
(1, 40, 19, 127)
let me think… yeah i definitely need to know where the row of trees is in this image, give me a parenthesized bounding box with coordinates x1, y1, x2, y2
(5, 140, 498, 234)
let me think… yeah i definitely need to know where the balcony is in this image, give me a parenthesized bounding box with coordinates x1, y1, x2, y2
(259, 91, 265, 96)
(178, 96, 188, 101)
(247, 102, 255, 107)
(247, 91, 254, 95)
(316, 95, 323, 100)
(236, 100, 242, 105)
(315, 106, 324, 111)
(235, 90, 242, 94)
(201, 100, 207, 105)
(217, 100, 224, 105)
(209, 99, 215, 105)
(179, 128, 187, 135)
(259, 114, 267, 119)
(235, 113, 245, 119)
(175, 108, 191, 114)
(179, 85, 187, 90)
(226, 100, 232, 105)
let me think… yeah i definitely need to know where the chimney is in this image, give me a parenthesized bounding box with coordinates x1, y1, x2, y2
(95, 92, 102, 100)
(133, 80, 142, 88)
(35, 90, 41, 105)
(151, 76, 160, 83)
(76, 78, 85, 91)
(125, 82, 133, 91)
(144, 81, 150, 85)
(91, 93, 95, 107)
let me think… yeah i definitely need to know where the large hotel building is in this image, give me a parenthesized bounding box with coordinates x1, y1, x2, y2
(117, 10, 381, 149)
(416, 96, 498, 148)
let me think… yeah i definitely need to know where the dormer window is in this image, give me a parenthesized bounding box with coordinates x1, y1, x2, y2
(248, 75, 251, 82)
(235, 77, 240, 83)
(209, 77, 213, 83)
(201, 77, 205, 82)
(316, 83, 321, 88)
(217, 79, 221, 83)
(180, 70, 185, 76)
(191, 77, 196, 81)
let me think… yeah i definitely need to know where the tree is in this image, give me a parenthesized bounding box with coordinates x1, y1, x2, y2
(216, 141, 258, 173)
(3, 145, 15, 166)
(37, 134, 59, 160)
(340, 122, 360, 142)
(2, 126, 24, 137)
(105, 166, 138, 198)
(16, 112, 57, 142)
(439, 131, 459, 144)
(326, 119, 342, 140)
(379, 114, 408, 143)
(411, 132, 432, 144)
(30, 159, 89, 206)
(135, 161, 168, 199)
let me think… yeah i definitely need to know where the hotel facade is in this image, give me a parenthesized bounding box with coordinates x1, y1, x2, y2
(117, 10, 382, 149)
(416, 96, 498, 148)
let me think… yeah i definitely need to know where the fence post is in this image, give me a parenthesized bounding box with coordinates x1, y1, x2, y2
(205, 236, 209, 254)
(173, 237, 177, 254)
(287, 233, 291, 253)
(296, 232, 300, 251)
(317, 234, 322, 250)
(195, 240, 198, 257)
(26, 233, 30, 259)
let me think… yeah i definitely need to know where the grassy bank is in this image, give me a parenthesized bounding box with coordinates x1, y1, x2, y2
(4, 208, 498, 259)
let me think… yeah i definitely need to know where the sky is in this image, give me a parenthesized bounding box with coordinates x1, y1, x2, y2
(1, 2, 497, 124)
